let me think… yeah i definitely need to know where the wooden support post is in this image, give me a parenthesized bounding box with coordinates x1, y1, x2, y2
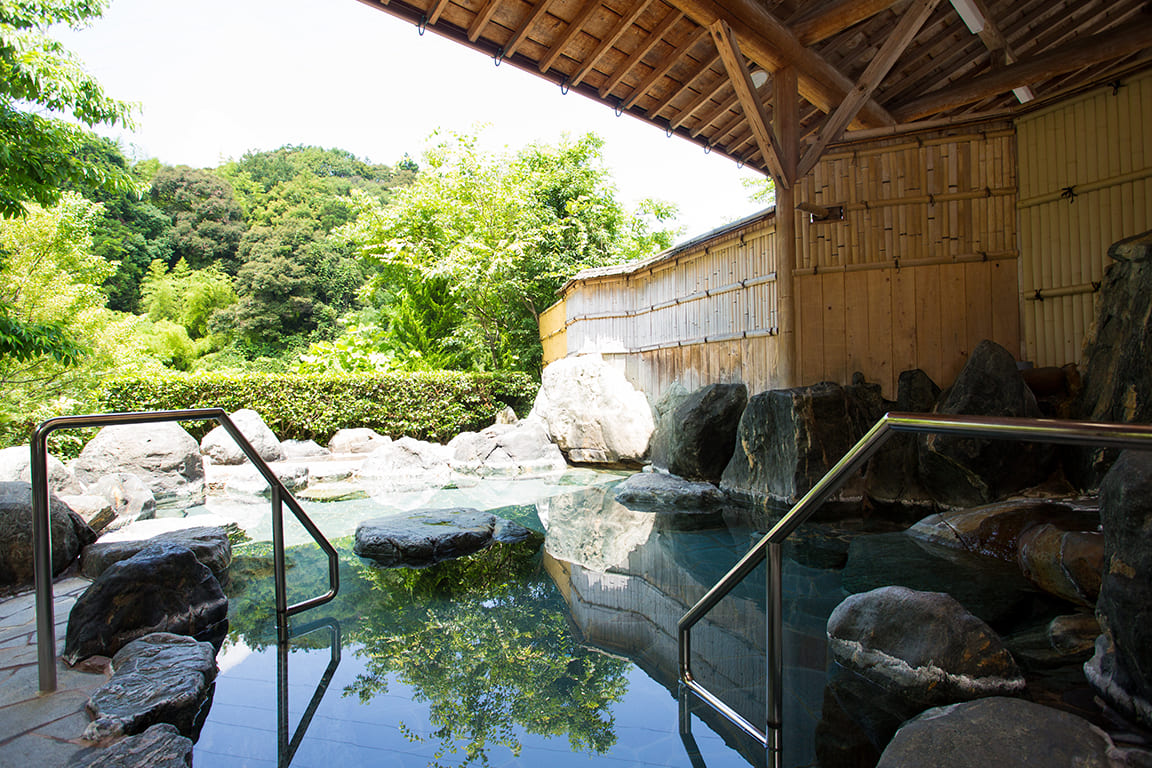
(775, 65, 799, 387)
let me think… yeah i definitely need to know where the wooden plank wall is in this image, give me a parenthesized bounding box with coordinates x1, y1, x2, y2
(551, 124, 1021, 400)
(539, 299, 567, 366)
(794, 125, 1021, 394)
(1016, 69, 1152, 368)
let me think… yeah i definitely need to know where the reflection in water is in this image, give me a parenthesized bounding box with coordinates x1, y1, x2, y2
(278, 618, 341, 767)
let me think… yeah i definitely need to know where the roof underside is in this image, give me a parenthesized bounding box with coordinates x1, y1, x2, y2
(356, 0, 1152, 177)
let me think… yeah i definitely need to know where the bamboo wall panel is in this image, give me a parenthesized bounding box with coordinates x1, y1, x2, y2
(1017, 69, 1152, 367)
(539, 299, 567, 366)
(551, 126, 1021, 400)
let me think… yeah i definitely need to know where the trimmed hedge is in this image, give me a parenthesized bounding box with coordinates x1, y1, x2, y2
(97, 371, 539, 444)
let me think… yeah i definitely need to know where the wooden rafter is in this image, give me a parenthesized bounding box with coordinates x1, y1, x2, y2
(623, 28, 707, 109)
(503, 0, 559, 59)
(467, 0, 502, 42)
(670, 74, 732, 130)
(570, 0, 654, 88)
(645, 49, 719, 118)
(894, 19, 1152, 121)
(688, 85, 742, 136)
(789, 0, 902, 46)
(799, 0, 940, 177)
(426, 0, 452, 26)
(538, 0, 603, 73)
(710, 20, 788, 185)
(670, 0, 896, 128)
(599, 9, 684, 97)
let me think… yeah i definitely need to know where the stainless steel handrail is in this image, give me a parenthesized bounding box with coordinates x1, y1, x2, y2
(678, 411, 1152, 764)
(30, 408, 341, 693)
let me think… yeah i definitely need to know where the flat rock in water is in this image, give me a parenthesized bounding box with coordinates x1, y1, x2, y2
(81, 525, 232, 580)
(614, 472, 725, 509)
(877, 697, 1120, 768)
(64, 542, 228, 664)
(83, 633, 217, 741)
(354, 508, 541, 567)
(68, 723, 193, 767)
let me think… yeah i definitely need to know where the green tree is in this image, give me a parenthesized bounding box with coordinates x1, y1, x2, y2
(148, 165, 246, 273)
(346, 130, 678, 373)
(139, 257, 236, 340)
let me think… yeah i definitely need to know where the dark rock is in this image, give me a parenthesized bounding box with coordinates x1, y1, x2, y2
(0, 481, 95, 589)
(877, 697, 1119, 768)
(827, 586, 1025, 750)
(83, 633, 217, 741)
(1048, 613, 1100, 657)
(1017, 524, 1103, 606)
(720, 380, 883, 505)
(841, 530, 1042, 628)
(68, 723, 193, 767)
(650, 382, 748, 483)
(1085, 450, 1152, 730)
(614, 472, 726, 509)
(81, 526, 232, 581)
(354, 508, 542, 568)
(64, 542, 228, 665)
(1022, 363, 1081, 418)
(908, 498, 1098, 563)
(1070, 230, 1152, 488)
(864, 369, 940, 508)
(918, 340, 1052, 507)
(72, 424, 205, 509)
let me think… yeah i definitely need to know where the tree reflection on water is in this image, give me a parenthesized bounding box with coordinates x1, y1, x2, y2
(225, 535, 629, 766)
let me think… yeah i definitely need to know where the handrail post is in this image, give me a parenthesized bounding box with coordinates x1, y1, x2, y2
(271, 484, 289, 645)
(29, 430, 57, 693)
(766, 540, 783, 768)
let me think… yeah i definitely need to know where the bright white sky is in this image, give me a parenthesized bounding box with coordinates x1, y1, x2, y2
(57, 0, 768, 240)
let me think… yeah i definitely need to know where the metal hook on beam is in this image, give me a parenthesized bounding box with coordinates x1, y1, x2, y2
(417, 13, 428, 35)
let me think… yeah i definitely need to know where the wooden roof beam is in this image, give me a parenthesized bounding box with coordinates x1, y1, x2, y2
(790, 0, 903, 46)
(894, 20, 1152, 121)
(538, 1, 603, 73)
(623, 28, 708, 109)
(427, 0, 452, 26)
(570, 0, 654, 88)
(689, 87, 740, 135)
(670, 0, 896, 128)
(599, 9, 683, 97)
(502, 0, 560, 59)
(710, 20, 788, 185)
(467, 0, 502, 42)
(645, 49, 720, 119)
(799, 0, 940, 177)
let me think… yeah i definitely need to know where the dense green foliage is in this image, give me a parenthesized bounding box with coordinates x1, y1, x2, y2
(96, 370, 537, 443)
(340, 131, 677, 374)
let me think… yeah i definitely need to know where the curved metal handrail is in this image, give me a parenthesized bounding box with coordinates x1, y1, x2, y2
(30, 408, 341, 693)
(678, 412, 1152, 762)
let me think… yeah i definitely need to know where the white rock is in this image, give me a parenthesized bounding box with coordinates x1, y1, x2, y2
(85, 473, 157, 532)
(356, 436, 453, 493)
(328, 428, 390, 455)
(281, 439, 330, 459)
(71, 423, 204, 509)
(200, 409, 285, 465)
(0, 445, 82, 495)
(528, 354, 655, 465)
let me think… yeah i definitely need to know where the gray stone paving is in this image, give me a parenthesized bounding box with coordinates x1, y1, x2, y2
(0, 577, 109, 767)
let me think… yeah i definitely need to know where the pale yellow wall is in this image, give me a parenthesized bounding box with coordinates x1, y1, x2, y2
(1017, 69, 1152, 367)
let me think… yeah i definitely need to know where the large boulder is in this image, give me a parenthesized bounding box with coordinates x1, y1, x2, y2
(68, 723, 194, 767)
(354, 508, 542, 568)
(0, 481, 95, 588)
(198, 408, 284, 465)
(863, 368, 940, 508)
(650, 382, 748, 483)
(0, 445, 82, 495)
(826, 586, 1025, 749)
(281, 439, 330, 459)
(356, 437, 453, 494)
(877, 697, 1127, 768)
(1085, 450, 1152, 730)
(82, 633, 217, 741)
(82, 473, 156, 532)
(447, 420, 567, 477)
(918, 340, 1052, 507)
(63, 542, 228, 664)
(720, 379, 883, 505)
(71, 424, 205, 509)
(528, 354, 654, 466)
(81, 525, 232, 581)
(327, 428, 390, 455)
(1017, 524, 1103, 606)
(1071, 231, 1152, 488)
